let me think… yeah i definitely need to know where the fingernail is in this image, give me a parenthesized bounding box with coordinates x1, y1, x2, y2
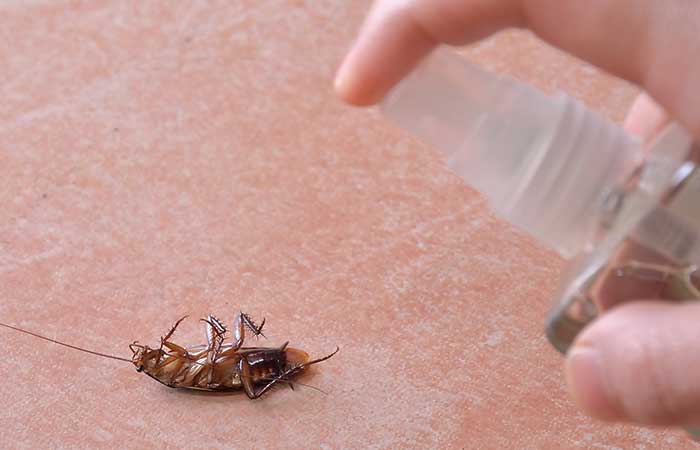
(333, 57, 353, 99)
(566, 347, 621, 420)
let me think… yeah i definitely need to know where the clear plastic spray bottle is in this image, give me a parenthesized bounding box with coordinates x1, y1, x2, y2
(381, 47, 700, 360)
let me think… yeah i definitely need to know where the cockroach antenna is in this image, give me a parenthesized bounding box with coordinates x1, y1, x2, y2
(0, 321, 132, 363)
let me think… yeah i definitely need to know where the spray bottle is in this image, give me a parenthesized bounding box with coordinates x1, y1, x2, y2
(381, 46, 700, 436)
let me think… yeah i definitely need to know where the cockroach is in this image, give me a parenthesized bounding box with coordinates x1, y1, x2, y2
(0, 312, 338, 399)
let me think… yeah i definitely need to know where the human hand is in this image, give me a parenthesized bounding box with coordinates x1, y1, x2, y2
(335, 0, 700, 428)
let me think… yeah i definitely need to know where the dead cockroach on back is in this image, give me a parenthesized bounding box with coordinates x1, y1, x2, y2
(0, 312, 338, 399)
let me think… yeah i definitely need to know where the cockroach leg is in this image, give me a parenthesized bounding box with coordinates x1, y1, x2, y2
(162, 340, 187, 355)
(161, 315, 188, 343)
(199, 316, 225, 384)
(240, 345, 340, 399)
(129, 342, 143, 355)
(224, 311, 265, 354)
(231, 312, 244, 349)
(242, 313, 266, 339)
(204, 315, 227, 337)
(202, 315, 227, 361)
(300, 346, 340, 367)
(129, 342, 147, 371)
(244, 365, 304, 399)
(158, 315, 188, 360)
(239, 357, 259, 399)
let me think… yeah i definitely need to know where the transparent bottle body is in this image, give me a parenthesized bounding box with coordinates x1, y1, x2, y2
(381, 47, 644, 259)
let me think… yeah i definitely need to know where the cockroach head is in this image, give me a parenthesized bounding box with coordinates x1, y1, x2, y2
(129, 342, 147, 372)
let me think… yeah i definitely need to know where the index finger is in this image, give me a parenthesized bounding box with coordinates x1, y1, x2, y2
(335, 0, 700, 136)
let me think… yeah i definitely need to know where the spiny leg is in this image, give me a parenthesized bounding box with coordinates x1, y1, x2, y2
(226, 311, 265, 353)
(302, 346, 340, 367)
(161, 316, 188, 343)
(162, 340, 188, 355)
(245, 365, 303, 399)
(241, 313, 266, 339)
(201, 315, 227, 361)
(158, 315, 188, 363)
(266, 346, 338, 393)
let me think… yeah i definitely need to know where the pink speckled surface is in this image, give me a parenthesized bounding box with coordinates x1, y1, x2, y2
(0, 2, 692, 449)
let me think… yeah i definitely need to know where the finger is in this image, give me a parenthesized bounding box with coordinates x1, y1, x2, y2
(623, 93, 671, 142)
(566, 301, 700, 426)
(335, 0, 700, 135)
(335, 0, 522, 106)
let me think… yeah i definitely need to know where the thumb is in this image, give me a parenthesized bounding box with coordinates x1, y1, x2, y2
(566, 301, 700, 426)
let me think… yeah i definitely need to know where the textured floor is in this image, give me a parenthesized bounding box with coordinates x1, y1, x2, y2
(0, 1, 691, 449)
